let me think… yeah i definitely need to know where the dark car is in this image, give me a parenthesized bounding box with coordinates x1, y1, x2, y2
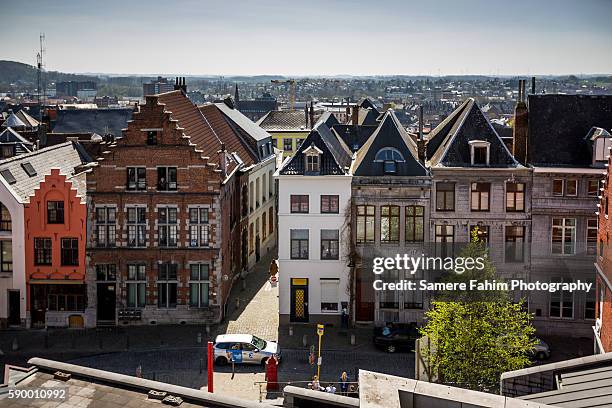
(373, 323, 419, 353)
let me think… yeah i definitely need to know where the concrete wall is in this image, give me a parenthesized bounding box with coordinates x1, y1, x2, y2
(0, 178, 25, 327)
(277, 175, 352, 325)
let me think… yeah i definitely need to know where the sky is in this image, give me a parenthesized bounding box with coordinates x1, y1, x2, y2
(1, 0, 611, 76)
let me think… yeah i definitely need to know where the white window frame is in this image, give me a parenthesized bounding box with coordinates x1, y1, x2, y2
(189, 207, 209, 247)
(468, 140, 490, 166)
(189, 263, 210, 308)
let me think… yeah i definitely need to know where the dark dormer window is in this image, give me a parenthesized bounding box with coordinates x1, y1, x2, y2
(469, 141, 490, 166)
(303, 143, 323, 174)
(147, 131, 158, 145)
(375, 147, 404, 174)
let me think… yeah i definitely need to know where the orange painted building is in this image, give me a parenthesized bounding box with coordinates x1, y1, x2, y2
(24, 168, 88, 328)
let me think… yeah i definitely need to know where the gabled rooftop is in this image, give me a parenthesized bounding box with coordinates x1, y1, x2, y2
(353, 110, 427, 177)
(426, 98, 519, 168)
(52, 108, 132, 138)
(256, 110, 309, 131)
(0, 141, 91, 203)
(278, 122, 352, 176)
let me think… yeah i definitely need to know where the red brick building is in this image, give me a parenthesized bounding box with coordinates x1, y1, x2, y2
(86, 89, 256, 326)
(596, 145, 612, 352)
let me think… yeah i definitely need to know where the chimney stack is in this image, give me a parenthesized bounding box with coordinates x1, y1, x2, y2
(309, 102, 315, 129)
(351, 105, 358, 126)
(531, 76, 536, 95)
(219, 142, 228, 178)
(304, 105, 309, 128)
(513, 80, 529, 165)
(417, 105, 426, 163)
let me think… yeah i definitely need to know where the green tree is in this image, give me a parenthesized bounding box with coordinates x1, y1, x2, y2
(420, 301, 535, 392)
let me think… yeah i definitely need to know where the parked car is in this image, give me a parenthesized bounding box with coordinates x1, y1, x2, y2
(531, 338, 551, 361)
(213, 334, 281, 366)
(373, 323, 419, 353)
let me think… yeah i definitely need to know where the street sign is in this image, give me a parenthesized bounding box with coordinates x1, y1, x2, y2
(317, 356, 322, 366)
(317, 324, 324, 336)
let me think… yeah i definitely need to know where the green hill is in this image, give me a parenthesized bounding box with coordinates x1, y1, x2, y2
(0, 60, 98, 91)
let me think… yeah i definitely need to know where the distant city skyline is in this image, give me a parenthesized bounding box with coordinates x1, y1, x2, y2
(2, 0, 612, 76)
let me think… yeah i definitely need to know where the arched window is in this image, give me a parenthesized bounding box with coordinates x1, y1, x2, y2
(374, 148, 405, 174)
(0, 203, 11, 231)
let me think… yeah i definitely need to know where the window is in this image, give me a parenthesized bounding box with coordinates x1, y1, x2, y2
(306, 154, 320, 173)
(470, 225, 489, 245)
(96, 264, 116, 281)
(405, 205, 424, 242)
(566, 179, 577, 196)
(95, 207, 116, 247)
(436, 182, 455, 211)
(21, 162, 36, 177)
(0, 203, 11, 231)
(321, 229, 339, 260)
(0, 240, 12, 272)
(262, 175, 267, 203)
(550, 277, 573, 318)
(435, 225, 454, 258)
(147, 130, 158, 145)
(1, 146, 14, 159)
(256, 178, 260, 208)
(552, 218, 576, 255)
(189, 208, 209, 247)
(47, 287, 85, 312)
(321, 195, 339, 214)
(321, 279, 339, 312)
(1, 169, 16, 184)
(290, 229, 309, 259)
(379, 269, 400, 309)
(249, 223, 254, 254)
(127, 167, 146, 190)
(375, 148, 405, 174)
(474, 146, 487, 164)
(585, 280, 596, 319)
(158, 263, 178, 308)
(34, 238, 52, 265)
(470, 182, 490, 211)
(290, 195, 309, 213)
(356, 205, 375, 244)
(127, 207, 147, 247)
(380, 206, 400, 243)
(587, 219, 598, 255)
(157, 167, 177, 191)
(47, 201, 64, 224)
(268, 206, 274, 234)
(268, 171, 274, 198)
(249, 181, 254, 212)
(506, 182, 525, 212)
(505, 226, 525, 263)
(588, 179, 599, 197)
(61, 238, 79, 266)
(189, 264, 209, 308)
(262, 212, 267, 240)
(552, 179, 564, 196)
(127, 264, 146, 308)
(283, 138, 293, 152)
(158, 207, 178, 247)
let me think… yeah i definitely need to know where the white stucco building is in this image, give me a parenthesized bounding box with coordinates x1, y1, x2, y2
(276, 117, 353, 325)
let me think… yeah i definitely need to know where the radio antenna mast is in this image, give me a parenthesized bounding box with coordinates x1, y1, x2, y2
(36, 33, 46, 120)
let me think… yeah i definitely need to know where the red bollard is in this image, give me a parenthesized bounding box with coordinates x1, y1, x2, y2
(266, 355, 279, 392)
(207, 341, 214, 393)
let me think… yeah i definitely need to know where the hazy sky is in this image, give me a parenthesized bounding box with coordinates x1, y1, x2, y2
(1, 0, 611, 76)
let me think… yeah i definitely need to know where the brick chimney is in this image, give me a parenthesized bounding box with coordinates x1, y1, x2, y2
(304, 105, 309, 128)
(513, 79, 528, 165)
(351, 105, 359, 126)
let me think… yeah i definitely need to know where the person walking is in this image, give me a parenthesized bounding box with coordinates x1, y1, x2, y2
(339, 371, 349, 396)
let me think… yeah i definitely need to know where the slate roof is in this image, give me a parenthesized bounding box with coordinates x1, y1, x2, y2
(358, 108, 381, 126)
(52, 108, 132, 138)
(0, 141, 91, 203)
(0, 127, 34, 155)
(426, 98, 519, 168)
(358, 97, 381, 114)
(1, 112, 26, 128)
(528, 94, 612, 167)
(15, 109, 39, 128)
(520, 366, 612, 407)
(331, 124, 377, 152)
(257, 110, 308, 131)
(214, 101, 271, 142)
(318, 111, 340, 128)
(353, 110, 427, 177)
(278, 122, 352, 176)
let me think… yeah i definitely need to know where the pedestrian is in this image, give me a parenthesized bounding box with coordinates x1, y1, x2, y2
(309, 375, 323, 391)
(339, 371, 349, 396)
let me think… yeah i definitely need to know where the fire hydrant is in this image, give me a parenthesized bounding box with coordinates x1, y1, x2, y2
(266, 354, 279, 392)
